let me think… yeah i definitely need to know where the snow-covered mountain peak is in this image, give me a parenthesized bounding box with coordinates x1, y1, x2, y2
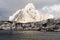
(24, 3, 35, 11)
(9, 3, 54, 23)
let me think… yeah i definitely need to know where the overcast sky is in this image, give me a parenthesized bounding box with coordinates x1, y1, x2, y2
(0, 0, 60, 20)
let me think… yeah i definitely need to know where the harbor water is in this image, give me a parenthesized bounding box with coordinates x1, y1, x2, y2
(0, 31, 60, 40)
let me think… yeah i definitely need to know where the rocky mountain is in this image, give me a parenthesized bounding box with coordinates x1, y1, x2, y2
(9, 3, 54, 23)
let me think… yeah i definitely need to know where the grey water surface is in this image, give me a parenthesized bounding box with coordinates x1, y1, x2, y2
(0, 31, 60, 40)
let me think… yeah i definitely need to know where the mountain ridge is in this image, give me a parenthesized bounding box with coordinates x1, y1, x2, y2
(9, 3, 54, 23)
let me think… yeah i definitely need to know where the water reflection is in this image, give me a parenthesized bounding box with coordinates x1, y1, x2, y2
(0, 31, 60, 40)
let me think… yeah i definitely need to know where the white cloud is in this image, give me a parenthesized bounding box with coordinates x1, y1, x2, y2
(41, 4, 60, 18)
(42, 5, 60, 12)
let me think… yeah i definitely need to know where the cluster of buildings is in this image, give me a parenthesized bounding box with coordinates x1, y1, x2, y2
(0, 19, 60, 31)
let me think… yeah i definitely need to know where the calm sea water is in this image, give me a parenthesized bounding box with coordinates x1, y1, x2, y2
(0, 31, 60, 40)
